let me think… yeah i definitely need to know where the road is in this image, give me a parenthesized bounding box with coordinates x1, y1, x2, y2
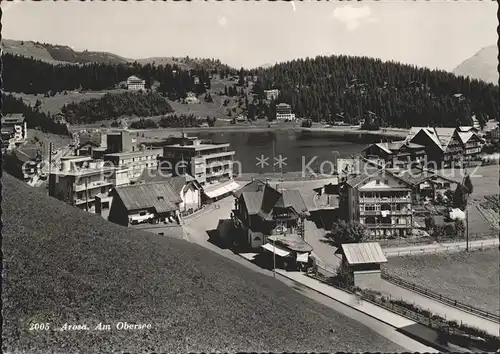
(183, 200, 437, 352)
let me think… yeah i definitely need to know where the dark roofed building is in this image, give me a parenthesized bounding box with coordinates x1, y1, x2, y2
(362, 140, 426, 167)
(108, 182, 183, 227)
(233, 181, 309, 249)
(136, 170, 203, 216)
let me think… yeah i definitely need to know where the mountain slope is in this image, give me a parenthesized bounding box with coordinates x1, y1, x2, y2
(2, 39, 235, 72)
(2, 174, 403, 353)
(2, 39, 129, 65)
(453, 45, 498, 84)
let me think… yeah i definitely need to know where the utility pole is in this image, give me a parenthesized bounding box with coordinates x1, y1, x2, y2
(272, 236, 276, 278)
(48, 141, 53, 176)
(85, 178, 89, 212)
(466, 206, 469, 251)
(272, 140, 275, 176)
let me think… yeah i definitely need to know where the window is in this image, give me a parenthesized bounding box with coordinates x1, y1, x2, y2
(102, 202, 110, 210)
(139, 211, 147, 216)
(384, 179, 388, 184)
(375, 180, 380, 185)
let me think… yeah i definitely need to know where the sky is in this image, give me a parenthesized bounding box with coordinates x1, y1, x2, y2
(2, 0, 497, 71)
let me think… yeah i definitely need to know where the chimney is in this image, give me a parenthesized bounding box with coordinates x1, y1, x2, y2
(265, 178, 270, 185)
(251, 177, 255, 182)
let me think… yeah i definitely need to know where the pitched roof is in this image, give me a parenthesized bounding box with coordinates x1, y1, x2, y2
(241, 191, 264, 214)
(279, 189, 308, 214)
(433, 127, 457, 149)
(233, 179, 267, 198)
(406, 127, 444, 151)
(114, 182, 182, 213)
(137, 170, 198, 194)
(339, 242, 387, 265)
(239, 185, 308, 219)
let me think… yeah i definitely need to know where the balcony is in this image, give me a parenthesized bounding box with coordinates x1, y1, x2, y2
(359, 197, 410, 203)
(360, 209, 411, 216)
(206, 160, 232, 168)
(74, 180, 112, 192)
(364, 223, 412, 229)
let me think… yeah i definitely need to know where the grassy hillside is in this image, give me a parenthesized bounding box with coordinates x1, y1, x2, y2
(2, 174, 403, 353)
(3, 39, 235, 72)
(2, 39, 128, 65)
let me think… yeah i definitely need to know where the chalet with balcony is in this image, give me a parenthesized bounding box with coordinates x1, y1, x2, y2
(362, 140, 426, 167)
(457, 131, 485, 162)
(405, 127, 463, 167)
(232, 180, 309, 249)
(386, 168, 458, 202)
(108, 181, 182, 227)
(341, 169, 413, 238)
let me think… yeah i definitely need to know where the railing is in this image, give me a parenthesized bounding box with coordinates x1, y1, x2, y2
(377, 231, 499, 248)
(360, 198, 410, 203)
(360, 210, 410, 216)
(307, 270, 498, 345)
(381, 271, 500, 323)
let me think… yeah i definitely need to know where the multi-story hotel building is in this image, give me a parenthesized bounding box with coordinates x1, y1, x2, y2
(48, 159, 115, 213)
(160, 134, 235, 187)
(126, 75, 146, 91)
(103, 148, 162, 181)
(341, 168, 413, 238)
(264, 89, 280, 100)
(457, 132, 484, 161)
(1, 114, 28, 150)
(275, 103, 296, 121)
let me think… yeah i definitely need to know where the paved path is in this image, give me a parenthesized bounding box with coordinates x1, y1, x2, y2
(276, 269, 416, 328)
(182, 226, 436, 352)
(370, 280, 500, 336)
(383, 238, 499, 257)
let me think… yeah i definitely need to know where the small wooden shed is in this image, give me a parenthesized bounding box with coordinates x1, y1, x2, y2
(335, 242, 388, 289)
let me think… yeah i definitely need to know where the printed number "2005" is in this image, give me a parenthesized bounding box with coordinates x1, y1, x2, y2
(29, 323, 50, 330)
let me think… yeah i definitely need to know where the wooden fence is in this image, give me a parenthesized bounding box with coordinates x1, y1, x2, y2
(381, 271, 500, 323)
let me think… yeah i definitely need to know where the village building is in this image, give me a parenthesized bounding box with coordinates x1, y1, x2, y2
(362, 140, 426, 167)
(127, 75, 146, 91)
(1, 114, 28, 150)
(264, 89, 279, 100)
(48, 159, 115, 213)
(160, 134, 238, 200)
(103, 141, 162, 182)
(275, 103, 296, 121)
(335, 242, 388, 289)
(405, 127, 463, 167)
(457, 131, 485, 162)
(184, 92, 200, 104)
(108, 181, 182, 227)
(341, 168, 413, 238)
(262, 233, 313, 271)
(386, 168, 458, 202)
(232, 180, 309, 249)
(137, 171, 203, 216)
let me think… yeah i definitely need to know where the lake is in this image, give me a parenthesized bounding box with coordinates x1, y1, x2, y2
(193, 130, 368, 174)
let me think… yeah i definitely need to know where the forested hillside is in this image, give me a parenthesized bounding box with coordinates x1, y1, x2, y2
(2, 93, 70, 135)
(61, 92, 174, 124)
(3, 53, 213, 99)
(251, 55, 499, 128)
